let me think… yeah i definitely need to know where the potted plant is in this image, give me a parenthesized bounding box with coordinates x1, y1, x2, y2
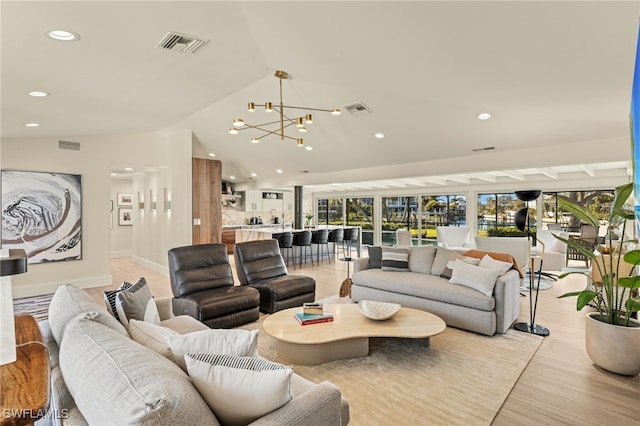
(555, 182, 640, 375)
(305, 213, 314, 228)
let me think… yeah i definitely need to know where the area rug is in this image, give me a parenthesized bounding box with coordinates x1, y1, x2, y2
(241, 303, 543, 426)
(12, 293, 54, 322)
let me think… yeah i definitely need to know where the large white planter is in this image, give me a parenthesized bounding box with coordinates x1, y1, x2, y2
(585, 312, 640, 376)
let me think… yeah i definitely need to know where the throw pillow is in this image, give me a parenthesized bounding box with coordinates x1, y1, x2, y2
(103, 281, 133, 322)
(128, 319, 178, 358)
(449, 259, 502, 297)
(185, 353, 293, 426)
(478, 254, 513, 275)
(367, 245, 383, 269)
(114, 278, 160, 328)
(441, 253, 480, 279)
(165, 328, 259, 371)
(431, 247, 455, 276)
(407, 245, 437, 274)
(381, 247, 410, 271)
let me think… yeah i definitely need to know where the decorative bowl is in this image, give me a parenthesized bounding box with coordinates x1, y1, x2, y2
(359, 300, 401, 320)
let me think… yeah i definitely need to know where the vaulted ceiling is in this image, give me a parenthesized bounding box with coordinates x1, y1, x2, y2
(2, 1, 638, 193)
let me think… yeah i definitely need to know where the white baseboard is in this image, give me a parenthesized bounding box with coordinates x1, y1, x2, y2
(111, 250, 133, 258)
(131, 256, 169, 277)
(12, 274, 112, 299)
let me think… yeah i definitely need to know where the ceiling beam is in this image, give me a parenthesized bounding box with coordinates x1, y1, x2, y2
(499, 170, 525, 181)
(581, 165, 596, 177)
(539, 168, 559, 179)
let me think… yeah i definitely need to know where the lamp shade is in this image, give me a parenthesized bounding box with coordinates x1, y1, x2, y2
(515, 207, 529, 232)
(515, 190, 541, 202)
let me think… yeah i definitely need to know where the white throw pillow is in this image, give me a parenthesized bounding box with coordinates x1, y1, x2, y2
(185, 353, 293, 426)
(477, 254, 513, 275)
(449, 259, 502, 297)
(128, 319, 178, 358)
(165, 328, 259, 371)
(381, 247, 410, 271)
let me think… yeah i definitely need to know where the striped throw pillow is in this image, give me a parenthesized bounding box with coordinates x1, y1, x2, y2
(103, 281, 133, 322)
(381, 247, 410, 271)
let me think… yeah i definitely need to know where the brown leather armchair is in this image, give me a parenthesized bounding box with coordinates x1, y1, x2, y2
(168, 243, 260, 328)
(233, 239, 316, 313)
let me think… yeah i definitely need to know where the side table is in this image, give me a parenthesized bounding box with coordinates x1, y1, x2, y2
(0, 315, 50, 425)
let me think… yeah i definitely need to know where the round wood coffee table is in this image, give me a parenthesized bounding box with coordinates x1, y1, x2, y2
(262, 303, 446, 365)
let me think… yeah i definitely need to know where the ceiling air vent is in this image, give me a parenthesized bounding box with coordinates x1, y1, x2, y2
(155, 31, 208, 54)
(343, 101, 372, 116)
(58, 140, 80, 151)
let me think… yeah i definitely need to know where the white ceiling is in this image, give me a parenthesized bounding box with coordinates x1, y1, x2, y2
(2, 1, 638, 194)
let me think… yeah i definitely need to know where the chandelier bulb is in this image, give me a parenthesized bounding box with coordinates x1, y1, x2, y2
(233, 118, 245, 127)
(297, 138, 304, 146)
(298, 126, 307, 133)
(248, 102, 255, 112)
(305, 114, 313, 124)
(331, 109, 341, 116)
(250, 137, 260, 144)
(228, 128, 239, 135)
(265, 102, 273, 112)
(296, 117, 304, 128)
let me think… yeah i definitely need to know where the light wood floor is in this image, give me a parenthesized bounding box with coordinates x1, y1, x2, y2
(89, 256, 639, 425)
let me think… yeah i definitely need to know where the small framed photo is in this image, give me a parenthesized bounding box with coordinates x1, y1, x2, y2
(117, 193, 133, 206)
(118, 208, 133, 226)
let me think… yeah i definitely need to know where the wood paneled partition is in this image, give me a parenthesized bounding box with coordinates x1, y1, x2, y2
(192, 157, 222, 245)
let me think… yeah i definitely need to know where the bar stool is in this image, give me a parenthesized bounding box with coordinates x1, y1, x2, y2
(311, 229, 330, 264)
(292, 230, 314, 268)
(327, 228, 344, 263)
(273, 232, 294, 269)
(343, 227, 360, 258)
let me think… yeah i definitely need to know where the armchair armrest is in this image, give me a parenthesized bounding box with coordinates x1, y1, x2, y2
(250, 381, 346, 426)
(493, 269, 521, 334)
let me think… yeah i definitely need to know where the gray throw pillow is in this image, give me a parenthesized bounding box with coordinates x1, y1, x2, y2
(381, 247, 410, 271)
(367, 246, 382, 269)
(431, 247, 455, 276)
(114, 277, 159, 328)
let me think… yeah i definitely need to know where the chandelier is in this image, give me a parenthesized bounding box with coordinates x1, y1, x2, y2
(229, 70, 341, 147)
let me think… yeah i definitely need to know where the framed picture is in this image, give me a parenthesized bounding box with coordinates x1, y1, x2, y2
(118, 208, 133, 226)
(1, 169, 82, 264)
(117, 193, 133, 206)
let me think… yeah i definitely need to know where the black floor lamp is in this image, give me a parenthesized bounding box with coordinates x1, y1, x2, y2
(513, 190, 550, 337)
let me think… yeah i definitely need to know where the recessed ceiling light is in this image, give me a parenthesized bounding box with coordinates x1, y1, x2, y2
(276, 169, 283, 174)
(46, 29, 80, 41)
(305, 146, 313, 151)
(374, 132, 385, 139)
(24, 122, 39, 127)
(208, 152, 216, 157)
(28, 91, 49, 97)
(250, 173, 257, 177)
(229, 176, 236, 180)
(478, 113, 492, 120)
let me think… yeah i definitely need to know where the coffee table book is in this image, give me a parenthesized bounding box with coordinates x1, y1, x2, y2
(294, 311, 334, 325)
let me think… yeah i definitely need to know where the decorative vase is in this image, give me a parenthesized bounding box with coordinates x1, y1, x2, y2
(585, 312, 640, 376)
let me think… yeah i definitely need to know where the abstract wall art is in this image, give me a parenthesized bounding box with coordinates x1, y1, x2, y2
(1, 170, 82, 264)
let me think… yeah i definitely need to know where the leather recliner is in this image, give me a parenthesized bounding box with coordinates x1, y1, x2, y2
(168, 243, 260, 328)
(234, 239, 316, 313)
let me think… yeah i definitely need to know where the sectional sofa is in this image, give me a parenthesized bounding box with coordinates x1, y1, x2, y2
(38, 284, 349, 425)
(351, 245, 522, 336)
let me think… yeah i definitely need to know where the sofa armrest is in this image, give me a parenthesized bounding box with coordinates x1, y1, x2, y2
(493, 269, 521, 334)
(154, 297, 174, 321)
(250, 381, 346, 426)
(352, 257, 369, 273)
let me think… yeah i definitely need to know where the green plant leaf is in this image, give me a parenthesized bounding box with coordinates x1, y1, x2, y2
(610, 182, 634, 219)
(553, 234, 597, 261)
(626, 298, 640, 313)
(558, 291, 584, 298)
(617, 276, 640, 290)
(575, 290, 598, 311)
(557, 197, 599, 228)
(623, 250, 640, 267)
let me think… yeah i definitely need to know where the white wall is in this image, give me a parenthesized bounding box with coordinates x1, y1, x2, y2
(1, 128, 192, 297)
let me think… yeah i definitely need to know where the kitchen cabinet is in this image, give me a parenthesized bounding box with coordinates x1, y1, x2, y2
(243, 191, 262, 212)
(283, 192, 293, 211)
(262, 192, 283, 211)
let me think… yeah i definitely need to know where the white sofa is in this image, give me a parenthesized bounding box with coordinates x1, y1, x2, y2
(39, 284, 349, 426)
(351, 246, 521, 336)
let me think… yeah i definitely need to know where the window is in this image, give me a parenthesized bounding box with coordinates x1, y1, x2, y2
(346, 197, 374, 245)
(316, 198, 344, 226)
(421, 195, 466, 244)
(477, 193, 527, 236)
(381, 196, 418, 245)
(542, 190, 614, 231)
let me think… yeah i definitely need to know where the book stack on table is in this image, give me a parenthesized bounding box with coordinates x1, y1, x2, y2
(295, 303, 333, 325)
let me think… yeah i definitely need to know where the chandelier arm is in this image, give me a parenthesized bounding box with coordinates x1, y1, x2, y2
(237, 120, 283, 129)
(281, 105, 336, 113)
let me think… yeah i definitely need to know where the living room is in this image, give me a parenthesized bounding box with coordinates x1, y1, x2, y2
(1, 1, 639, 425)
